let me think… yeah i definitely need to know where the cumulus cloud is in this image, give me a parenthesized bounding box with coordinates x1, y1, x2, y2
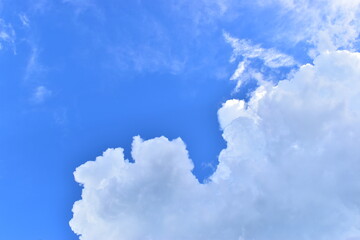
(70, 137, 204, 240)
(70, 50, 360, 240)
(70, 1, 360, 239)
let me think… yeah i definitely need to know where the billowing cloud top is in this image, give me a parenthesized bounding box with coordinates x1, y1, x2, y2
(69, 0, 360, 239)
(70, 50, 360, 240)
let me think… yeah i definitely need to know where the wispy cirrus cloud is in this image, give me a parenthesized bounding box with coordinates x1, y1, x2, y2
(31, 85, 52, 103)
(201, 0, 360, 55)
(24, 46, 46, 81)
(19, 13, 30, 27)
(224, 32, 297, 90)
(0, 18, 15, 52)
(257, 0, 360, 53)
(224, 32, 296, 68)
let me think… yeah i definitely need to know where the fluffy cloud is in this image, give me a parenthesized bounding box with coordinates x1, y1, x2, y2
(70, 137, 205, 240)
(69, 1, 360, 239)
(213, 50, 360, 239)
(70, 49, 360, 240)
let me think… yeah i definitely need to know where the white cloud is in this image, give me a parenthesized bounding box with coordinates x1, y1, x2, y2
(32, 86, 51, 103)
(70, 50, 360, 240)
(224, 32, 296, 90)
(212, 51, 360, 240)
(24, 47, 46, 80)
(258, 0, 360, 53)
(0, 18, 15, 52)
(19, 14, 30, 27)
(222, 0, 360, 92)
(202, 0, 360, 57)
(217, 99, 249, 130)
(224, 32, 296, 68)
(69, 1, 360, 239)
(70, 137, 204, 240)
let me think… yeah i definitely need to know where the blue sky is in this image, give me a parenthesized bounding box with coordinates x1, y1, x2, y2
(2, 1, 360, 240)
(0, 1, 239, 239)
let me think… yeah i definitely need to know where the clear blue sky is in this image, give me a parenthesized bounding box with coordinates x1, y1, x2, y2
(1, 1, 359, 240)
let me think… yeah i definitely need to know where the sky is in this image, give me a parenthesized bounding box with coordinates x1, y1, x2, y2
(1, 0, 360, 240)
